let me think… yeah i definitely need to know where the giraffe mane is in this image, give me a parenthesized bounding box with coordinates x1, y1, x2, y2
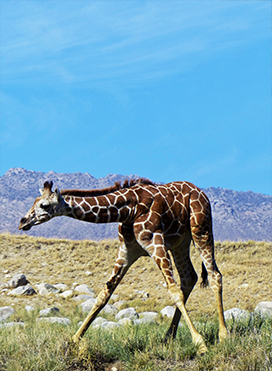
(60, 178, 155, 197)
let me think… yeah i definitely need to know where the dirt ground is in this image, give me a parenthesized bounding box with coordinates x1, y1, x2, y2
(0, 234, 271, 318)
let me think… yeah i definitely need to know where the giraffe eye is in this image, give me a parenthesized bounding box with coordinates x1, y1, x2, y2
(40, 203, 50, 210)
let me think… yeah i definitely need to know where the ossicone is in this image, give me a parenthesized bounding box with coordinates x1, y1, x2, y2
(44, 181, 53, 191)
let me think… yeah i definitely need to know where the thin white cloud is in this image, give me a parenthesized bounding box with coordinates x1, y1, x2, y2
(1, 1, 270, 86)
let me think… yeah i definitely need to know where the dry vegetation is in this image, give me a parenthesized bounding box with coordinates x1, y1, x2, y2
(0, 234, 271, 371)
(0, 233, 271, 316)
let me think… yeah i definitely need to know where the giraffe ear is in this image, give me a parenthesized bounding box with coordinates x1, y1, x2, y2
(39, 188, 43, 196)
(54, 187, 62, 202)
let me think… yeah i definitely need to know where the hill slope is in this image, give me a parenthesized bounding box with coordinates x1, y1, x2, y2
(0, 168, 271, 241)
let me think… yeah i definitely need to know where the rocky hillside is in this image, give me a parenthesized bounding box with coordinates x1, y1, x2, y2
(0, 168, 271, 241)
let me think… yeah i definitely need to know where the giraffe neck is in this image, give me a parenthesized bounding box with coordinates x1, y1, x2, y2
(63, 192, 136, 223)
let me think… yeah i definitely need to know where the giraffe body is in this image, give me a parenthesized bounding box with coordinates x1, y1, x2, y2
(19, 179, 228, 353)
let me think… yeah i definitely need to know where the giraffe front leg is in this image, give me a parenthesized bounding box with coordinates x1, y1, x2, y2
(72, 284, 112, 343)
(73, 271, 126, 343)
(73, 243, 139, 343)
(73, 272, 126, 343)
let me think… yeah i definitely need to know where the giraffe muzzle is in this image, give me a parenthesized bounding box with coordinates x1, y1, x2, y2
(18, 217, 34, 231)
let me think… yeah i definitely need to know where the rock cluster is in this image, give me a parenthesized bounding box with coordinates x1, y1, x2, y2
(1, 273, 271, 330)
(224, 302, 272, 320)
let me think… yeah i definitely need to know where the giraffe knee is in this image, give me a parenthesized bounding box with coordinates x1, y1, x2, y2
(168, 286, 185, 306)
(210, 271, 222, 290)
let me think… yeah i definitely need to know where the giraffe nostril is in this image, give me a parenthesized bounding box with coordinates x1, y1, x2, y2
(20, 217, 26, 224)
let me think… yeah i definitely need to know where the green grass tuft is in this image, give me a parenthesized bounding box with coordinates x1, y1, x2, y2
(0, 315, 271, 370)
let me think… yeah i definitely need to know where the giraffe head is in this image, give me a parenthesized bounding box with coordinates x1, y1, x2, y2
(19, 181, 68, 231)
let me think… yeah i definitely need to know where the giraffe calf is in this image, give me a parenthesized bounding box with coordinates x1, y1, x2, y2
(19, 179, 228, 353)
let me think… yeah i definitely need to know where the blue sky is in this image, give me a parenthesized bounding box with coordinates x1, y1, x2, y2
(1, 1, 271, 194)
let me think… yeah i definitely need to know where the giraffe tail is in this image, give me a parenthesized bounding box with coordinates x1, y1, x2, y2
(200, 262, 209, 288)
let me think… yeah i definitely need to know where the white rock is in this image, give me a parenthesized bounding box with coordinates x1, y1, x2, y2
(111, 294, 120, 302)
(255, 301, 272, 318)
(37, 317, 71, 325)
(36, 283, 59, 296)
(224, 308, 251, 321)
(139, 311, 158, 320)
(102, 304, 118, 315)
(0, 306, 15, 322)
(54, 283, 68, 291)
(25, 305, 35, 312)
(8, 285, 36, 296)
(39, 307, 60, 316)
(91, 317, 110, 329)
(161, 306, 175, 318)
(8, 274, 28, 288)
(115, 307, 139, 321)
(74, 284, 95, 296)
(91, 317, 108, 328)
(79, 298, 117, 316)
(113, 300, 126, 310)
(79, 298, 96, 312)
(134, 317, 156, 325)
(118, 318, 133, 326)
(134, 290, 149, 298)
(239, 283, 249, 289)
(59, 290, 74, 299)
(73, 294, 94, 302)
(0, 282, 9, 290)
(100, 321, 121, 330)
(0, 321, 25, 328)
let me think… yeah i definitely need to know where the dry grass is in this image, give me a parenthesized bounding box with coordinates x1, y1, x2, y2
(0, 233, 271, 317)
(0, 234, 271, 370)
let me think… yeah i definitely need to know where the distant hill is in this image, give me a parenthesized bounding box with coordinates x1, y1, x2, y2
(0, 168, 271, 241)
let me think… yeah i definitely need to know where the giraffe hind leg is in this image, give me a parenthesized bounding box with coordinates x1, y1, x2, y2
(165, 243, 198, 341)
(190, 189, 228, 342)
(164, 308, 181, 341)
(144, 238, 207, 354)
(192, 235, 228, 342)
(200, 262, 209, 288)
(207, 263, 228, 341)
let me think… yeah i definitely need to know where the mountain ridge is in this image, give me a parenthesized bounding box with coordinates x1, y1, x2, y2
(1, 168, 271, 241)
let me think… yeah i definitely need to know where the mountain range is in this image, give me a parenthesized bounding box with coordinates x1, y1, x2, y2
(0, 168, 271, 242)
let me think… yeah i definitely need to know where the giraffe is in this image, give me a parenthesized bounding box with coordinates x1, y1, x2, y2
(19, 178, 228, 353)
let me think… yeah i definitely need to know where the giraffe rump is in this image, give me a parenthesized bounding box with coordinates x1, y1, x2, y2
(60, 178, 155, 197)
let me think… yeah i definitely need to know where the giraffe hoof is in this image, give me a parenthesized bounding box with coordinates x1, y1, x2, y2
(194, 335, 208, 354)
(72, 334, 80, 343)
(197, 342, 208, 355)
